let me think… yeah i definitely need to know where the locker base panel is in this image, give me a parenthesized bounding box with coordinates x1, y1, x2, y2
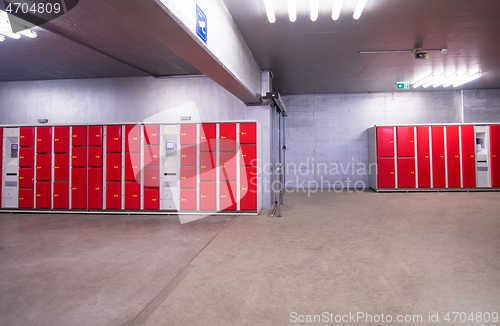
(371, 187, 500, 193)
(0, 209, 260, 215)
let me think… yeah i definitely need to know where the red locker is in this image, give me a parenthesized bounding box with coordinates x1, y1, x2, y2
(200, 124, 216, 152)
(461, 125, 476, 188)
(144, 146, 159, 167)
(125, 153, 140, 182)
(376, 127, 394, 157)
(19, 147, 35, 167)
(20, 127, 35, 147)
(200, 182, 216, 210)
(220, 123, 237, 152)
(220, 152, 237, 181)
(240, 123, 257, 144)
(54, 154, 69, 181)
(377, 158, 395, 188)
(106, 153, 122, 181)
(180, 188, 197, 210)
(19, 188, 34, 208)
(124, 125, 139, 153)
(491, 125, 500, 187)
(125, 182, 140, 210)
(19, 168, 34, 188)
(397, 127, 415, 157)
(36, 127, 52, 153)
(144, 125, 159, 145)
(53, 182, 69, 209)
(180, 145, 197, 166)
(200, 152, 216, 181)
(88, 147, 103, 167)
(106, 182, 121, 210)
(180, 124, 197, 145)
(0, 128, 2, 146)
(240, 167, 257, 211)
(240, 144, 257, 166)
(446, 126, 461, 188)
(180, 167, 197, 188)
(220, 181, 236, 211)
(397, 158, 416, 188)
(88, 168, 103, 210)
(88, 126, 103, 146)
(417, 126, 431, 188)
(72, 126, 87, 146)
(71, 147, 87, 167)
(107, 125, 122, 153)
(144, 167, 159, 188)
(432, 126, 446, 188)
(35, 182, 51, 209)
(71, 168, 87, 209)
(144, 188, 159, 210)
(36, 154, 51, 181)
(54, 127, 70, 153)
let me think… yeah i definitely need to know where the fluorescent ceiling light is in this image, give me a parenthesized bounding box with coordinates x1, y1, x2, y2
(287, 0, 297, 22)
(443, 73, 468, 87)
(423, 74, 445, 88)
(310, 0, 319, 21)
(453, 73, 482, 87)
(332, 0, 343, 20)
(433, 74, 456, 87)
(263, 0, 276, 23)
(413, 74, 434, 88)
(353, 0, 367, 20)
(0, 35, 4, 42)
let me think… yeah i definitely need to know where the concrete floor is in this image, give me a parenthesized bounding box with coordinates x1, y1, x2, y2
(1, 190, 500, 326)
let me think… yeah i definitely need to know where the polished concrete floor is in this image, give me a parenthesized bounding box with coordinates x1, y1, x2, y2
(1, 190, 499, 326)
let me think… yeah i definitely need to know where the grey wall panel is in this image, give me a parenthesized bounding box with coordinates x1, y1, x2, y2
(464, 89, 500, 123)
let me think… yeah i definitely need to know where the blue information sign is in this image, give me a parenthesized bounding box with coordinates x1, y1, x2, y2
(196, 4, 207, 44)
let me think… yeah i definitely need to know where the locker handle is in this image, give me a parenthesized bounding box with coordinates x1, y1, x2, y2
(440, 156, 444, 158)
(470, 155, 474, 158)
(54, 194, 59, 197)
(242, 132, 247, 135)
(37, 139, 41, 142)
(410, 141, 414, 143)
(390, 172, 395, 174)
(411, 172, 415, 174)
(425, 156, 429, 158)
(55, 139, 59, 141)
(494, 155, 497, 158)
(455, 155, 459, 158)
(95, 135, 100, 137)
(389, 141, 393, 143)
(114, 138, 119, 141)
(55, 166, 59, 169)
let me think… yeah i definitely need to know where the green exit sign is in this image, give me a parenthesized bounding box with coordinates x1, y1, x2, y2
(397, 82, 410, 89)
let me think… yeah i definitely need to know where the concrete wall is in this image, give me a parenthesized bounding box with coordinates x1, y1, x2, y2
(283, 90, 500, 189)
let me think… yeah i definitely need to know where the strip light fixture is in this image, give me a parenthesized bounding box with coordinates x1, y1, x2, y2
(332, 0, 343, 20)
(423, 74, 445, 88)
(310, 0, 319, 22)
(413, 72, 482, 89)
(287, 0, 297, 22)
(413, 74, 435, 88)
(443, 73, 468, 87)
(453, 73, 482, 87)
(353, 0, 368, 20)
(263, 0, 276, 23)
(433, 74, 456, 87)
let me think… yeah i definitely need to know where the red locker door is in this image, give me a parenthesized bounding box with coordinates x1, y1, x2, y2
(200, 152, 216, 181)
(54, 154, 69, 181)
(200, 124, 216, 152)
(125, 153, 141, 181)
(125, 182, 140, 210)
(491, 125, 500, 187)
(417, 126, 431, 188)
(220, 123, 237, 152)
(19, 147, 35, 167)
(88, 126, 103, 146)
(461, 125, 476, 188)
(106, 153, 122, 181)
(144, 125, 159, 145)
(240, 123, 257, 144)
(20, 127, 35, 147)
(220, 152, 237, 181)
(71, 147, 87, 167)
(180, 167, 197, 188)
(144, 188, 159, 210)
(397, 158, 416, 188)
(180, 188, 197, 210)
(106, 182, 121, 210)
(144, 146, 159, 167)
(54, 127, 70, 153)
(377, 158, 395, 188)
(144, 167, 159, 188)
(88, 168, 103, 210)
(36, 127, 52, 153)
(107, 125, 123, 153)
(36, 182, 51, 209)
(19, 188, 34, 208)
(53, 182, 69, 209)
(376, 127, 394, 157)
(71, 168, 87, 209)
(19, 168, 34, 188)
(124, 125, 139, 153)
(432, 126, 446, 188)
(446, 126, 461, 188)
(240, 167, 257, 211)
(200, 182, 216, 210)
(88, 147, 103, 167)
(36, 154, 51, 181)
(397, 127, 415, 157)
(220, 181, 236, 211)
(180, 145, 197, 166)
(180, 124, 197, 145)
(72, 126, 87, 146)
(240, 144, 257, 166)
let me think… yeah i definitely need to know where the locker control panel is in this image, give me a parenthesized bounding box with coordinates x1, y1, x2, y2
(2, 128, 20, 208)
(161, 125, 179, 210)
(475, 125, 491, 187)
(11, 144, 18, 158)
